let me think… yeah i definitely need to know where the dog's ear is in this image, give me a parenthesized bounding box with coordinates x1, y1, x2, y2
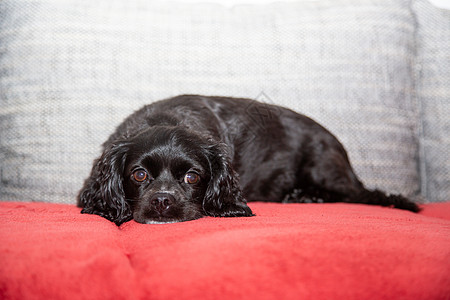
(202, 143, 254, 218)
(78, 142, 132, 225)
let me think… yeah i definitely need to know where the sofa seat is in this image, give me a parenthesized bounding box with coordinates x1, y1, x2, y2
(1, 201, 449, 300)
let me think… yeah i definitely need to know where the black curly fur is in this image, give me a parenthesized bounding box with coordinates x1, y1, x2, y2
(78, 95, 419, 225)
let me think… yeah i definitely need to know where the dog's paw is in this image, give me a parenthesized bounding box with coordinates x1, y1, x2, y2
(282, 188, 325, 203)
(205, 202, 254, 218)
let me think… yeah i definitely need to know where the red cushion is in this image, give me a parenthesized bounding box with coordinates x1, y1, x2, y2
(1, 201, 449, 300)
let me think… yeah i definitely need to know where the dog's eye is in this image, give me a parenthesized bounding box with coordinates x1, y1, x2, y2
(184, 172, 200, 184)
(132, 170, 148, 182)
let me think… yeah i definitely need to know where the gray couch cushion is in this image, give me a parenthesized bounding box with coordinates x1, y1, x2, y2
(0, 0, 420, 204)
(413, 0, 450, 202)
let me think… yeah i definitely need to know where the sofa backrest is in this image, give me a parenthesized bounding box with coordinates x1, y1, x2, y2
(413, 0, 450, 203)
(0, 0, 448, 204)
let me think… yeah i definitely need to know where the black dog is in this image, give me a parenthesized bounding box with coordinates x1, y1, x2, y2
(78, 95, 419, 225)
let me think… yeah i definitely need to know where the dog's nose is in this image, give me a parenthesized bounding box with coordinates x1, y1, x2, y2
(150, 193, 174, 212)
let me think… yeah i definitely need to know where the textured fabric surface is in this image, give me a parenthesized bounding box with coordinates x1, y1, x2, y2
(413, 0, 450, 202)
(1, 201, 449, 300)
(0, 0, 428, 204)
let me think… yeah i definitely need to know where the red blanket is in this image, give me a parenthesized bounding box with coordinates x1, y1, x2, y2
(1, 201, 449, 300)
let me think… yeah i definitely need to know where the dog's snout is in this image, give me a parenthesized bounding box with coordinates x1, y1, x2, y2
(150, 193, 174, 212)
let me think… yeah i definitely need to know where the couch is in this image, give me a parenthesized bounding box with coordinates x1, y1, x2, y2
(0, 0, 449, 299)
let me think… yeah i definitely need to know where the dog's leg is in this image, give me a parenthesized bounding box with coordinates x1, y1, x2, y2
(307, 162, 420, 212)
(285, 148, 420, 212)
(282, 187, 344, 204)
(282, 188, 325, 203)
(283, 179, 420, 212)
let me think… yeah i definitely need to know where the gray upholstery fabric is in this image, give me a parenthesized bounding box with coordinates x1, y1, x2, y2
(413, 0, 450, 202)
(0, 0, 435, 204)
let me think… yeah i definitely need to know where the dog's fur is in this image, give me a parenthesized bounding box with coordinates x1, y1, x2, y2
(78, 95, 419, 225)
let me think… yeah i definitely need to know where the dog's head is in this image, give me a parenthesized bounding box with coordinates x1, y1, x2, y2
(78, 126, 253, 225)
